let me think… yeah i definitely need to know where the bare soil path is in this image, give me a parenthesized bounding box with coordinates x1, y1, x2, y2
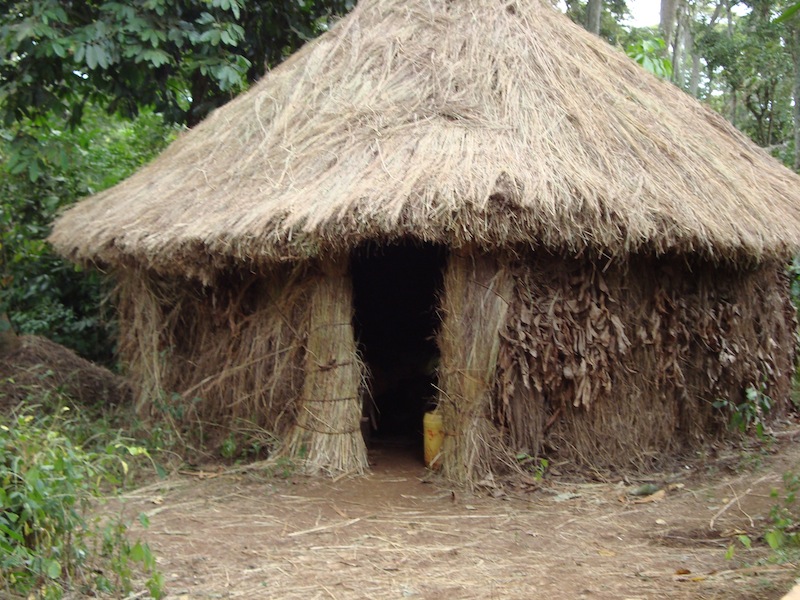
(117, 436, 800, 600)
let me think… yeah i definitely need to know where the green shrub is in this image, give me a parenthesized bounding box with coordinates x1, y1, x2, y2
(0, 411, 163, 598)
(724, 469, 800, 563)
(765, 470, 800, 553)
(713, 383, 773, 440)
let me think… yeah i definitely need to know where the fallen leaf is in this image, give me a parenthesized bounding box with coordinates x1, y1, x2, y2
(633, 489, 666, 504)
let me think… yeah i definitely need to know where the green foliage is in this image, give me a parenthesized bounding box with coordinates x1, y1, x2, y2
(0, 0, 251, 128)
(626, 36, 674, 78)
(0, 408, 163, 598)
(562, 0, 631, 44)
(789, 257, 800, 313)
(515, 452, 549, 481)
(724, 470, 800, 562)
(776, 2, 800, 23)
(765, 471, 800, 552)
(217, 422, 278, 463)
(0, 0, 354, 364)
(724, 533, 753, 560)
(0, 108, 175, 363)
(694, 2, 794, 149)
(0, 0, 353, 130)
(220, 433, 238, 459)
(713, 383, 773, 440)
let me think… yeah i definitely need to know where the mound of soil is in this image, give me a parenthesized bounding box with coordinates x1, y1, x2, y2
(0, 334, 132, 414)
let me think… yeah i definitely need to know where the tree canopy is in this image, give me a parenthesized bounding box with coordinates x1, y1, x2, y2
(1, 0, 351, 129)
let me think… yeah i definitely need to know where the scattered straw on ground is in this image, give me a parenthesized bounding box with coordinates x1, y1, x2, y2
(111, 430, 800, 600)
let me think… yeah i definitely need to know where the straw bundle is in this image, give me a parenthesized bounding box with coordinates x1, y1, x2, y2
(438, 250, 514, 482)
(496, 252, 796, 469)
(285, 258, 368, 475)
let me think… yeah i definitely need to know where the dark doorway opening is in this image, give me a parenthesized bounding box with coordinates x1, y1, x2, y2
(351, 242, 446, 453)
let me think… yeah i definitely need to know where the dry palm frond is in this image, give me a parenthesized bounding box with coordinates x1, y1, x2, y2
(495, 252, 796, 470)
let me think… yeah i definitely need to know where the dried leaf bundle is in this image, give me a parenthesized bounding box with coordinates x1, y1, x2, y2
(496, 253, 796, 469)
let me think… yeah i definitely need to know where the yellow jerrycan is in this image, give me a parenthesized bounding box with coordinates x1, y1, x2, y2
(423, 411, 445, 469)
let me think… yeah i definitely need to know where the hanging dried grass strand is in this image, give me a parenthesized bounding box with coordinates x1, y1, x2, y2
(116, 269, 172, 414)
(438, 250, 513, 483)
(286, 258, 368, 475)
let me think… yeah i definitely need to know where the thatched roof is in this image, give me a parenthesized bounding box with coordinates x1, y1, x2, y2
(50, 0, 800, 279)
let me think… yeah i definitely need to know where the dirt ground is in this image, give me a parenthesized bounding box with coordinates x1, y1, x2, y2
(116, 432, 800, 600)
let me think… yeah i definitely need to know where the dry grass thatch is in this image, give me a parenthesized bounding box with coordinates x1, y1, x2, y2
(0, 335, 131, 412)
(115, 265, 312, 448)
(50, 0, 800, 279)
(106, 246, 796, 481)
(116, 260, 368, 473)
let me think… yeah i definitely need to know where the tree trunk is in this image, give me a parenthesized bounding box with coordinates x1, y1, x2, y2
(792, 26, 800, 171)
(726, 1, 734, 37)
(690, 51, 701, 96)
(693, 3, 722, 98)
(725, 1, 736, 126)
(586, 0, 602, 35)
(671, 1, 686, 86)
(661, 0, 678, 45)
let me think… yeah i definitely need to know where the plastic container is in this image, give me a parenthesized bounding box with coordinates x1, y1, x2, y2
(423, 411, 445, 469)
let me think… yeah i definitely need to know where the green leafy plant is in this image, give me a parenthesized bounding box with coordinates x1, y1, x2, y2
(713, 383, 773, 440)
(0, 409, 163, 598)
(765, 471, 800, 553)
(724, 533, 753, 560)
(626, 37, 673, 78)
(515, 453, 549, 481)
(0, 107, 175, 364)
(723, 470, 800, 563)
(220, 434, 238, 460)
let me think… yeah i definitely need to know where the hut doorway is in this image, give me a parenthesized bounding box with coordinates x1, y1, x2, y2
(351, 242, 446, 454)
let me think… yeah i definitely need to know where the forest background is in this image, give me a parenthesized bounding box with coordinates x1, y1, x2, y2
(1, 0, 800, 365)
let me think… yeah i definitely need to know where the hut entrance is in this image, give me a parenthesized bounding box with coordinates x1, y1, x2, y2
(351, 243, 446, 453)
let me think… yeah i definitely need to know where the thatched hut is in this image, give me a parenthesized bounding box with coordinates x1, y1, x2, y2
(51, 0, 800, 481)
